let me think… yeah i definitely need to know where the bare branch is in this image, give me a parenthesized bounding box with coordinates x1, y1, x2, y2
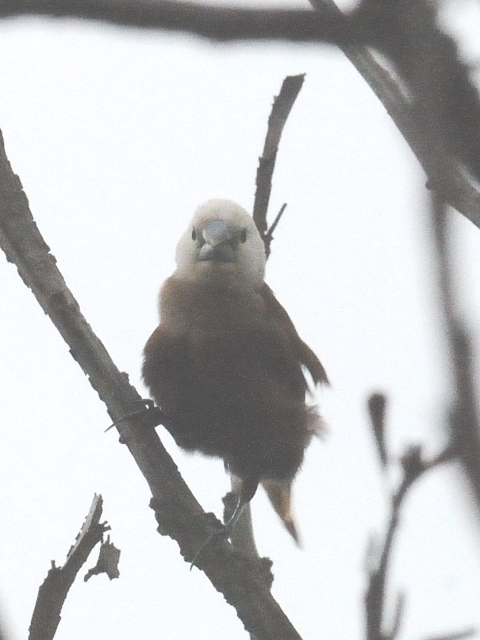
(365, 444, 456, 640)
(359, 0, 480, 184)
(0, 0, 366, 44)
(421, 628, 476, 640)
(367, 392, 388, 469)
(226, 77, 303, 577)
(398, 0, 480, 522)
(309, 0, 480, 229)
(84, 535, 121, 581)
(28, 495, 108, 640)
(2, 0, 479, 229)
(232, 77, 304, 561)
(389, 591, 405, 640)
(253, 74, 304, 248)
(0, 130, 303, 640)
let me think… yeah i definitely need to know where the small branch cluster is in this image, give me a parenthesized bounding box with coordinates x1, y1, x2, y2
(364, 394, 471, 640)
(28, 495, 114, 640)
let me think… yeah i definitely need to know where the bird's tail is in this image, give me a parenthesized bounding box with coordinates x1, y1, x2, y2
(261, 479, 300, 545)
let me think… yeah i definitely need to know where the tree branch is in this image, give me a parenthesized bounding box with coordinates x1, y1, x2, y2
(253, 74, 304, 255)
(309, 0, 480, 229)
(0, 0, 366, 44)
(28, 495, 109, 640)
(84, 535, 121, 582)
(0, 129, 303, 640)
(360, 0, 480, 184)
(365, 444, 456, 640)
(367, 392, 388, 469)
(422, 628, 476, 640)
(2, 0, 480, 228)
(402, 0, 480, 522)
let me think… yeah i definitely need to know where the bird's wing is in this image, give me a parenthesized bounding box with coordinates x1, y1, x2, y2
(260, 283, 329, 386)
(142, 323, 197, 421)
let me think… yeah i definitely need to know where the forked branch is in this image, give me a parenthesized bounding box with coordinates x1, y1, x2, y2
(365, 395, 457, 640)
(29, 495, 110, 640)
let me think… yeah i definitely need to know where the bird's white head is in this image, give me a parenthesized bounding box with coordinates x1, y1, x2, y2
(174, 199, 266, 287)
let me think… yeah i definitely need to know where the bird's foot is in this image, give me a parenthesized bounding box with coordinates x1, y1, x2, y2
(105, 399, 165, 432)
(190, 524, 232, 570)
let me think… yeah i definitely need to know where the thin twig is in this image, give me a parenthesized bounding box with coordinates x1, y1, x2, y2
(367, 392, 388, 469)
(253, 74, 304, 254)
(422, 628, 476, 640)
(28, 495, 108, 640)
(233, 78, 304, 562)
(0, 130, 302, 640)
(365, 445, 456, 640)
(262, 203, 287, 252)
(84, 535, 121, 581)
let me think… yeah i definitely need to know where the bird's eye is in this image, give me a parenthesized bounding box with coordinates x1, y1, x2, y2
(240, 228, 247, 243)
(191, 227, 197, 241)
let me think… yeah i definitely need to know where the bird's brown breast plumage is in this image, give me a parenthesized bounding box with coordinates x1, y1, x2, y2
(142, 277, 326, 483)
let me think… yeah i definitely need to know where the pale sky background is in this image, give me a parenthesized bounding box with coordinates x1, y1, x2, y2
(0, 1, 480, 639)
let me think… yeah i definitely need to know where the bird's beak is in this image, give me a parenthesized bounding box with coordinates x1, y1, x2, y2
(199, 220, 236, 263)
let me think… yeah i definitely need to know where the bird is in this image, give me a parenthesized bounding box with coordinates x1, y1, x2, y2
(142, 199, 328, 543)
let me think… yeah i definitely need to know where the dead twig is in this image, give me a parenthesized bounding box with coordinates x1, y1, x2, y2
(368, 392, 388, 469)
(84, 535, 121, 581)
(253, 74, 304, 255)
(421, 628, 476, 640)
(365, 445, 456, 640)
(229, 77, 305, 563)
(28, 495, 110, 640)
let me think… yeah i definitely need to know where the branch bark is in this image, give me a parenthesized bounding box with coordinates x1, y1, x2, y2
(253, 73, 304, 255)
(0, 130, 303, 640)
(365, 445, 456, 640)
(0, 0, 365, 44)
(398, 0, 480, 523)
(28, 495, 108, 640)
(1, 0, 479, 228)
(309, 0, 480, 229)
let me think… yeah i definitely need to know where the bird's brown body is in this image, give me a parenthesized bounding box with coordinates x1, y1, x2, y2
(142, 200, 327, 540)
